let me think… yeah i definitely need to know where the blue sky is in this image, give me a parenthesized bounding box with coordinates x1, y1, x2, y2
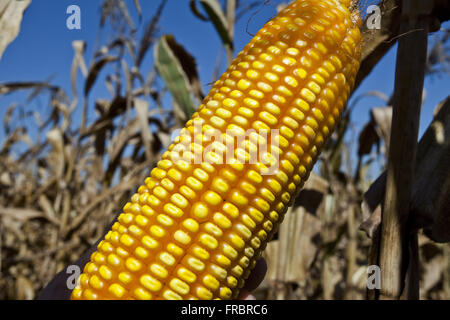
(0, 0, 449, 176)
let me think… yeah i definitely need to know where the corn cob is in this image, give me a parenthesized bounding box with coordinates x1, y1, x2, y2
(71, 0, 362, 300)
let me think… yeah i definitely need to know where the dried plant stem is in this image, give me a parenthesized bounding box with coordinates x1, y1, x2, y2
(345, 206, 357, 299)
(226, 0, 236, 64)
(379, 0, 430, 300)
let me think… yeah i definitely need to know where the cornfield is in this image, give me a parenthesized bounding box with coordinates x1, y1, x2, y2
(0, 0, 449, 300)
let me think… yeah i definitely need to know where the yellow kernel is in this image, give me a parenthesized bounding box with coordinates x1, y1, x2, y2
(170, 278, 190, 295)
(163, 203, 183, 218)
(243, 97, 259, 108)
(150, 225, 165, 238)
(134, 246, 149, 259)
(223, 98, 238, 108)
(229, 233, 245, 250)
(223, 203, 239, 219)
(285, 76, 298, 87)
(186, 257, 205, 272)
(167, 168, 182, 182)
(203, 275, 220, 290)
(140, 274, 162, 292)
(177, 267, 197, 283)
(230, 191, 248, 207)
(88, 275, 104, 290)
(162, 290, 183, 300)
(150, 263, 168, 279)
(174, 230, 191, 245)
(259, 111, 278, 125)
(192, 245, 210, 260)
(183, 218, 199, 233)
(264, 72, 279, 82)
(210, 116, 225, 128)
(206, 100, 219, 108)
(238, 61, 250, 69)
(141, 235, 159, 249)
(235, 224, 252, 240)
(257, 81, 272, 92)
(98, 265, 113, 280)
(293, 68, 307, 80)
(204, 222, 223, 237)
(193, 168, 209, 182)
(160, 252, 176, 266)
(196, 286, 213, 300)
(211, 177, 229, 194)
(130, 203, 141, 215)
(180, 185, 196, 200)
(151, 167, 166, 180)
(135, 215, 149, 227)
(107, 253, 121, 267)
(307, 81, 321, 94)
(258, 229, 268, 240)
(249, 89, 264, 99)
(254, 197, 270, 212)
(242, 214, 257, 230)
(142, 205, 155, 217)
(300, 88, 316, 103)
(215, 254, 231, 267)
(277, 85, 293, 97)
(220, 287, 233, 299)
(134, 287, 152, 300)
(237, 79, 251, 90)
(267, 45, 281, 54)
(108, 284, 125, 298)
(231, 265, 244, 277)
(213, 213, 232, 229)
(129, 225, 143, 238)
(153, 186, 168, 200)
(237, 107, 254, 118)
(246, 69, 259, 79)
(282, 56, 296, 66)
(199, 233, 219, 250)
(230, 89, 243, 99)
(117, 272, 132, 285)
(167, 243, 184, 257)
(191, 202, 209, 219)
(186, 177, 203, 191)
(227, 276, 238, 288)
(220, 168, 237, 183)
(272, 64, 286, 73)
(118, 213, 133, 225)
(125, 257, 142, 272)
(203, 191, 222, 206)
(240, 181, 256, 195)
(246, 207, 263, 224)
(252, 61, 265, 69)
(294, 97, 310, 112)
(171, 193, 188, 209)
(303, 124, 316, 139)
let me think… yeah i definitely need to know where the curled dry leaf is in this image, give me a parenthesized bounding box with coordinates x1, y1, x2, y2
(0, 0, 31, 60)
(361, 97, 450, 242)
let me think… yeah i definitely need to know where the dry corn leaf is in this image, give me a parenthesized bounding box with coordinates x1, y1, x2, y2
(0, 0, 31, 60)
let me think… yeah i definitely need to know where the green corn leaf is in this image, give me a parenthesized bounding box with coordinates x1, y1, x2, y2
(199, 0, 233, 47)
(154, 35, 198, 119)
